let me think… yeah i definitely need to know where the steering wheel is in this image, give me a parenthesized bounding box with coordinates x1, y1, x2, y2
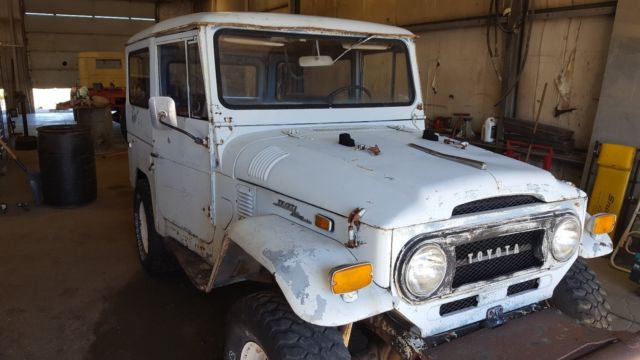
(326, 85, 372, 103)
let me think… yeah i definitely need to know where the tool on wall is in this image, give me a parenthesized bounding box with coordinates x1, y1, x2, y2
(554, 106, 576, 117)
(0, 138, 42, 205)
(525, 82, 548, 162)
(611, 197, 640, 274)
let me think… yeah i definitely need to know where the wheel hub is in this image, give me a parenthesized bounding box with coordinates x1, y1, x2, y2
(240, 341, 267, 360)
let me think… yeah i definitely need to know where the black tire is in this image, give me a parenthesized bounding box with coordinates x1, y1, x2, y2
(113, 110, 127, 140)
(133, 178, 177, 274)
(224, 291, 351, 360)
(550, 258, 613, 329)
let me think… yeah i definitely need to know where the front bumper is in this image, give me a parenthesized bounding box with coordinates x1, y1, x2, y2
(426, 308, 639, 360)
(368, 306, 639, 360)
(389, 199, 586, 337)
(392, 261, 574, 337)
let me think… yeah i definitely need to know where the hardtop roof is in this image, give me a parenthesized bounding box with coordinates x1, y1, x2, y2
(127, 12, 415, 44)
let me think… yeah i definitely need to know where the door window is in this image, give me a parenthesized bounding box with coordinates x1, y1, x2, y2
(159, 42, 189, 117)
(158, 40, 207, 119)
(128, 48, 150, 108)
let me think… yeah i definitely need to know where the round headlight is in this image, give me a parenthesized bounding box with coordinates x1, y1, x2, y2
(551, 217, 581, 261)
(404, 244, 447, 298)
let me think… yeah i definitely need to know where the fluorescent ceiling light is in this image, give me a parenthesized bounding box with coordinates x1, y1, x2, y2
(25, 12, 54, 16)
(95, 15, 129, 20)
(130, 17, 155, 22)
(56, 13, 92, 18)
(341, 42, 390, 50)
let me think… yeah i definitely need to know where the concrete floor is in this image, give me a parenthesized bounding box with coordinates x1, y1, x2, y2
(1, 112, 254, 359)
(0, 112, 638, 359)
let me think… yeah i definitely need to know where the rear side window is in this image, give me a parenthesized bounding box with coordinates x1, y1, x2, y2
(128, 48, 150, 108)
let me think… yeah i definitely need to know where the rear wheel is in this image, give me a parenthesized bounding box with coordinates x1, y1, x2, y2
(224, 291, 350, 360)
(133, 178, 177, 274)
(550, 259, 613, 329)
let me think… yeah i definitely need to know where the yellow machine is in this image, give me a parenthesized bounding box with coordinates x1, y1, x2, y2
(588, 143, 637, 238)
(78, 51, 125, 89)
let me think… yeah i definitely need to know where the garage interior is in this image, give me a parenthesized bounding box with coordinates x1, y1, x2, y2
(1, 0, 640, 359)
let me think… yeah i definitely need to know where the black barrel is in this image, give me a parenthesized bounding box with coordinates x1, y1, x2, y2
(37, 125, 97, 207)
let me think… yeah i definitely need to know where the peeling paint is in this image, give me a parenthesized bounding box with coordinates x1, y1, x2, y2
(227, 215, 394, 327)
(310, 295, 327, 322)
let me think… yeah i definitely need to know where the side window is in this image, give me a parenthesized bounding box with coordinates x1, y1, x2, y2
(188, 42, 207, 119)
(158, 41, 208, 119)
(159, 42, 189, 117)
(128, 49, 150, 108)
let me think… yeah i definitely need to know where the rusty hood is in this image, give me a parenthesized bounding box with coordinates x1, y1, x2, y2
(225, 126, 583, 229)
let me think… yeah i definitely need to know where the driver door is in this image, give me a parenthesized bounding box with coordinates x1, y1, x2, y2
(151, 33, 213, 257)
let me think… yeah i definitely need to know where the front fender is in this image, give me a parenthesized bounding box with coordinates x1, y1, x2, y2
(226, 215, 393, 327)
(579, 215, 614, 258)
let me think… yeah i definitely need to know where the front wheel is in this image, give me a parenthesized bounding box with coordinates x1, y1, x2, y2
(550, 258, 613, 329)
(224, 291, 351, 360)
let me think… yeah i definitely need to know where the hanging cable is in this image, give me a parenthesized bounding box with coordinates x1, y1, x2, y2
(493, 0, 533, 107)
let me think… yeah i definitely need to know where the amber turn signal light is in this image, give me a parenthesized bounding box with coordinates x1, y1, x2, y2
(315, 214, 334, 232)
(589, 213, 616, 235)
(330, 263, 373, 294)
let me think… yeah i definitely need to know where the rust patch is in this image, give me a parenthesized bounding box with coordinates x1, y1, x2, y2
(346, 208, 366, 248)
(128, 22, 416, 45)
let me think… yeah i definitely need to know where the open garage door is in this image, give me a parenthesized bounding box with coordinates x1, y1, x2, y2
(24, 0, 156, 89)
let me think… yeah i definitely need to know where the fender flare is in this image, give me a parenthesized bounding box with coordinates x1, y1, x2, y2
(579, 214, 613, 258)
(226, 215, 393, 327)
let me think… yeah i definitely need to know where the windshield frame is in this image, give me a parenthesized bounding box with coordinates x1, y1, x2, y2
(213, 28, 416, 110)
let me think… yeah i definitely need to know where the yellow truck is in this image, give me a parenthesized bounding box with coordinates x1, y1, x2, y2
(78, 52, 127, 137)
(78, 51, 125, 89)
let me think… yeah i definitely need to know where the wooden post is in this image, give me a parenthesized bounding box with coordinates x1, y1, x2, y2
(525, 82, 548, 162)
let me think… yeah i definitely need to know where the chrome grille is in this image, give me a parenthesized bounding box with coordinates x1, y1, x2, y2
(452, 230, 545, 288)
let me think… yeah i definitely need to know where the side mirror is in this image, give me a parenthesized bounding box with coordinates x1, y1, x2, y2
(149, 96, 178, 130)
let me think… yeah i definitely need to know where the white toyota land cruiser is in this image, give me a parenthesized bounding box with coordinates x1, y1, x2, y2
(125, 12, 617, 359)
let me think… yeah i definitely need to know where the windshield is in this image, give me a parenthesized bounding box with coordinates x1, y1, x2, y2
(214, 29, 415, 109)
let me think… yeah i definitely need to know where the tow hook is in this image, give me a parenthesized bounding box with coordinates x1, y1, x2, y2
(483, 305, 506, 328)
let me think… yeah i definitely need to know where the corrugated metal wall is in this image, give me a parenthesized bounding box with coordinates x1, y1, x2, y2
(198, 0, 290, 14)
(0, 0, 34, 111)
(24, 0, 156, 88)
(299, 0, 614, 151)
